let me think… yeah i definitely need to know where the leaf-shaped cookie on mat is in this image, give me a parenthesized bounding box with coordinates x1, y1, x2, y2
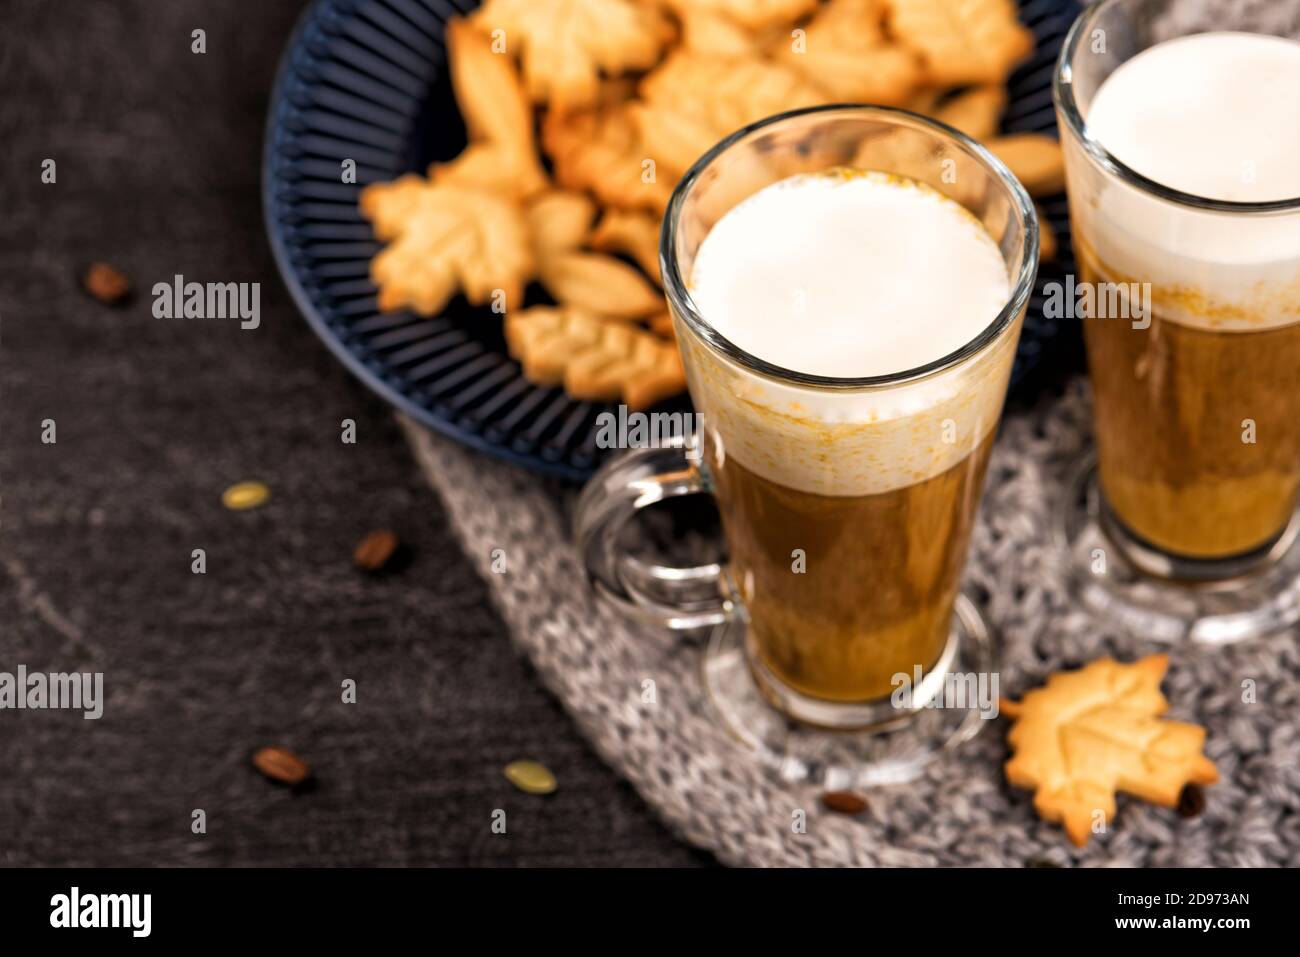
(473, 0, 673, 113)
(363, 181, 533, 317)
(1001, 654, 1219, 848)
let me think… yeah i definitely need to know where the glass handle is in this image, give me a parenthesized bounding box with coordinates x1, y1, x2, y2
(574, 442, 736, 631)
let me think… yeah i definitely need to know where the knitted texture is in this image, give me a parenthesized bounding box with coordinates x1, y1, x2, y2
(402, 380, 1300, 866)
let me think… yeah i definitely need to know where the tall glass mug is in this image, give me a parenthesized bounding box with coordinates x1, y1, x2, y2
(575, 106, 1037, 784)
(1054, 0, 1300, 643)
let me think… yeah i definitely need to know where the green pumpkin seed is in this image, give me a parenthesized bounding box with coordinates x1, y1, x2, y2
(222, 481, 270, 511)
(504, 760, 557, 795)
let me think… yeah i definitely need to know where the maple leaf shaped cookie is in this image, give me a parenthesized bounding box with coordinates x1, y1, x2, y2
(429, 20, 547, 200)
(539, 251, 663, 320)
(363, 181, 533, 317)
(525, 190, 599, 257)
(523, 191, 662, 320)
(590, 208, 662, 282)
(474, 0, 672, 113)
(1001, 655, 1219, 848)
(885, 0, 1033, 87)
(506, 305, 685, 409)
(632, 50, 826, 177)
(675, 4, 757, 57)
(543, 101, 675, 212)
(933, 85, 1007, 140)
(358, 174, 428, 243)
(773, 0, 921, 105)
(664, 0, 818, 32)
(520, 189, 660, 317)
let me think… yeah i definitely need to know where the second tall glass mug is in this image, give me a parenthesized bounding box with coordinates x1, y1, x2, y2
(576, 106, 1037, 731)
(1056, 0, 1300, 582)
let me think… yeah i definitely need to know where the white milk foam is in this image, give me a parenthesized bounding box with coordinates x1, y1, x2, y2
(683, 171, 1017, 497)
(1077, 32, 1300, 330)
(690, 171, 1009, 378)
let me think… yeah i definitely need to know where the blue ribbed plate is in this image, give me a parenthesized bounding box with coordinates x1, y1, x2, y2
(264, 0, 1080, 481)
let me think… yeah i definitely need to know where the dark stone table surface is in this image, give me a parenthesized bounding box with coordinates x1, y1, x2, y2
(0, 0, 711, 866)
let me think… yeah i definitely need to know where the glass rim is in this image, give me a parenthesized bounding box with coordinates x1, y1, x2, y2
(1054, 0, 1300, 215)
(659, 103, 1039, 392)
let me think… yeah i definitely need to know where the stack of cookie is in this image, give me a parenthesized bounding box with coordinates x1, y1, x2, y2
(360, 0, 1064, 410)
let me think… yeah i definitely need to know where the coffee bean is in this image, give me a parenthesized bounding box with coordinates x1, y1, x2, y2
(1176, 784, 1206, 818)
(820, 791, 868, 815)
(82, 262, 131, 305)
(504, 760, 557, 795)
(252, 746, 310, 786)
(354, 529, 400, 571)
(222, 481, 270, 511)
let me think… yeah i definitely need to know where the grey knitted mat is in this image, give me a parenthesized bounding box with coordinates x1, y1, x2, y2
(401, 380, 1300, 867)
